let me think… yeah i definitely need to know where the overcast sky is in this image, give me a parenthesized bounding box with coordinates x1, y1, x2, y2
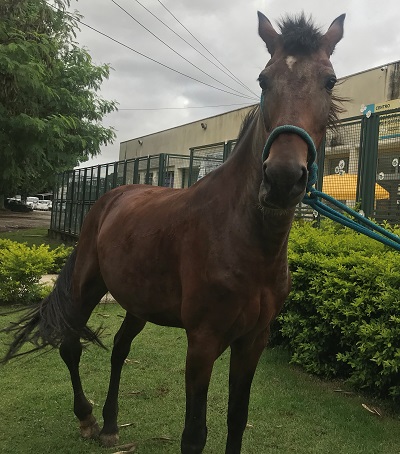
(68, 0, 400, 167)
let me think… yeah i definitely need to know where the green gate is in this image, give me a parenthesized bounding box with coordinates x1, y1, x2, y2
(50, 154, 191, 238)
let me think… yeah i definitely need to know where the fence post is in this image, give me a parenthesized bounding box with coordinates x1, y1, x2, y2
(80, 168, 87, 233)
(225, 140, 236, 160)
(358, 115, 379, 217)
(316, 137, 326, 191)
(112, 162, 118, 188)
(123, 160, 128, 185)
(188, 148, 194, 187)
(223, 141, 229, 162)
(133, 158, 139, 184)
(59, 171, 69, 232)
(158, 153, 166, 186)
(68, 170, 76, 234)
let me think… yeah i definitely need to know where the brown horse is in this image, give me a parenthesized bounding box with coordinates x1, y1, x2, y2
(2, 11, 345, 454)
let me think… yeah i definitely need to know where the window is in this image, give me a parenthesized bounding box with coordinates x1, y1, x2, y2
(164, 171, 174, 188)
(145, 172, 153, 185)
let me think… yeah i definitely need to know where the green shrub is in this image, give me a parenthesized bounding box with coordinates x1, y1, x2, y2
(50, 244, 73, 273)
(274, 221, 400, 402)
(0, 239, 72, 305)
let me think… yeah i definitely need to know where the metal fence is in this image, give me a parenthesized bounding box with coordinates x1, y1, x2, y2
(50, 109, 400, 239)
(50, 154, 191, 238)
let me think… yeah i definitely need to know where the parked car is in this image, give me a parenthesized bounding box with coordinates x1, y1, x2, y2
(34, 199, 52, 211)
(26, 196, 39, 208)
(5, 198, 33, 212)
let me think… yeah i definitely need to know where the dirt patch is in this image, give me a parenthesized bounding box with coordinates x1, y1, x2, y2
(0, 210, 51, 232)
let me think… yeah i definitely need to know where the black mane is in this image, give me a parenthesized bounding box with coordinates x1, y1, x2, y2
(236, 105, 259, 144)
(279, 13, 322, 55)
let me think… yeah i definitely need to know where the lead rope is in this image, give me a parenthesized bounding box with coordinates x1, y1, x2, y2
(261, 123, 400, 251)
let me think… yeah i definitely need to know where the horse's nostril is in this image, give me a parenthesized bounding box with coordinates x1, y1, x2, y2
(261, 162, 308, 208)
(298, 166, 308, 185)
(290, 167, 307, 195)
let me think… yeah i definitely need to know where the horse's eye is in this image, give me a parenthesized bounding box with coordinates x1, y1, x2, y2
(258, 75, 268, 90)
(326, 76, 337, 91)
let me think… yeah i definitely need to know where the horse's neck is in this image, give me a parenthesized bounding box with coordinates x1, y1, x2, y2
(216, 112, 296, 253)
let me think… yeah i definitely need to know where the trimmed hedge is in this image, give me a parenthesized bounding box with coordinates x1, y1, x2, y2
(0, 239, 72, 305)
(274, 221, 400, 402)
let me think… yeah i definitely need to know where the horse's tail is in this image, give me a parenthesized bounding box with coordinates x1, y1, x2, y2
(1, 248, 105, 363)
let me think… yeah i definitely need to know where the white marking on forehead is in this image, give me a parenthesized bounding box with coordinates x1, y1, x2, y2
(286, 56, 297, 71)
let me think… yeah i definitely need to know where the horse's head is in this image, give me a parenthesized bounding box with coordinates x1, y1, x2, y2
(257, 12, 345, 211)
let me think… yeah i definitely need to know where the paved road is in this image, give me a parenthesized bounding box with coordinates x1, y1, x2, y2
(0, 210, 51, 232)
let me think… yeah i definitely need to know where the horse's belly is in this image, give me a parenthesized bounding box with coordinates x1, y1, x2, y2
(105, 276, 184, 328)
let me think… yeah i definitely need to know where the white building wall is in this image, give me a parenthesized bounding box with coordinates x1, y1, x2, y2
(119, 61, 400, 161)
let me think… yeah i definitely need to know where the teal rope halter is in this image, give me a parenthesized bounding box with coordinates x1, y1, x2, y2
(262, 125, 318, 194)
(261, 123, 400, 251)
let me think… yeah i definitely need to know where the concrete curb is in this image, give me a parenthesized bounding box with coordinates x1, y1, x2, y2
(40, 275, 116, 303)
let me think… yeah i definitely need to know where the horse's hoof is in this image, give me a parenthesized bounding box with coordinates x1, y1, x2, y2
(80, 414, 100, 439)
(99, 432, 120, 447)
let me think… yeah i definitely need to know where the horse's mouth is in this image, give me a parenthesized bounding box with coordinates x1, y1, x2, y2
(259, 204, 292, 217)
(258, 183, 304, 213)
(258, 199, 293, 217)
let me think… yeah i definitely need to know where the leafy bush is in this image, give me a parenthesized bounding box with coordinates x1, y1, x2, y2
(0, 239, 72, 305)
(274, 221, 400, 402)
(50, 244, 73, 273)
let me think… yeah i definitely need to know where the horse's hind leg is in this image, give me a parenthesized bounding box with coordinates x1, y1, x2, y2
(59, 275, 108, 440)
(99, 312, 146, 447)
(60, 332, 100, 439)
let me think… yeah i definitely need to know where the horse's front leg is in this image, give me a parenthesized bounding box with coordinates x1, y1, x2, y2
(225, 329, 270, 454)
(99, 313, 146, 447)
(181, 332, 220, 454)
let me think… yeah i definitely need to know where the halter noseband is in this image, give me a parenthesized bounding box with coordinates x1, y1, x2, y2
(261, 124, 318, 194)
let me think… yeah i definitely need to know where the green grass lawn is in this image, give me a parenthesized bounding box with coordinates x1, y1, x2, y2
(0, 227, 67, 248)
(1, 304, 400, 454)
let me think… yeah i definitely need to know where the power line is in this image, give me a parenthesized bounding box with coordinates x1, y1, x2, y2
(79, 21, 257, 101)
(110, 0, 252, 99)
(118, 103, 255, 111)
(156, 0, 259, 98)
(44, 1, 258, 101)
(131, 0, 257, 98)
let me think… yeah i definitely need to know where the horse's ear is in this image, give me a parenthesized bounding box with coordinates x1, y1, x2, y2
(258, 11, 279, 55)
(322, 14, 346, 55)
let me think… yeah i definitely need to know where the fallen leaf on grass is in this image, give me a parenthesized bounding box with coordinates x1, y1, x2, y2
(127, 390, 142, 395)
(246, 423, 253, 429)
(362, 403, 382, 416)
(124, 359, 140, 364)
(111, 444, 137, 454)
(119, 422, 136, 428)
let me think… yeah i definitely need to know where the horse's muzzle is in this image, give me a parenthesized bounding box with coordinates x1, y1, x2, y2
(259, 159, 308, 210)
